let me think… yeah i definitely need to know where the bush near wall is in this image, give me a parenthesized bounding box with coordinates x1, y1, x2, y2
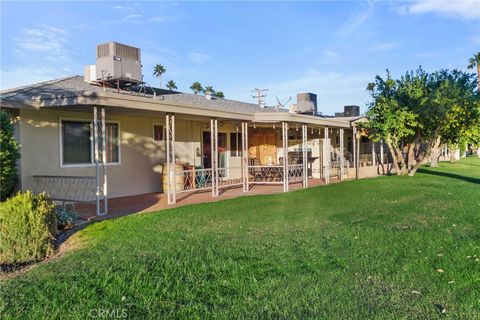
(0, 109, 20, 201)
(0, 192, 56, 266)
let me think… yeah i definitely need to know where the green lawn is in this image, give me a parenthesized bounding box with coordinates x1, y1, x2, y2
(1, 158, 479, 319)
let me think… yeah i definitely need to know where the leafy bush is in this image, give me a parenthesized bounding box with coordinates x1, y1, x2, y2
(0, 192, 56, 266)
(0, 109, 21, 200)
(56, 206, 78, 230)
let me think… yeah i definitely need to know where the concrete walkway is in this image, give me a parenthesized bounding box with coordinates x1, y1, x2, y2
(75, 178, 330, 222)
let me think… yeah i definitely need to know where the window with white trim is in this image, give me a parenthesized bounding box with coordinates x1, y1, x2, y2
(61, 120, 120, 165)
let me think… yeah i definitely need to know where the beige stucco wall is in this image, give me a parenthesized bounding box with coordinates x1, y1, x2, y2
(19, 109, 245, 198)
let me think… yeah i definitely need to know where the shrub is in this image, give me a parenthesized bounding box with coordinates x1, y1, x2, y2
(56, 206, 78, 230)
(0, 191, 56, 266)
(0, 109, 20, 200)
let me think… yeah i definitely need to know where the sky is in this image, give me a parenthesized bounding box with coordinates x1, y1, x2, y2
(1, 1, 479, 115)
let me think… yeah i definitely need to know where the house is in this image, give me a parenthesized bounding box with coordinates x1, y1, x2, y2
(0, 42, 391, 216)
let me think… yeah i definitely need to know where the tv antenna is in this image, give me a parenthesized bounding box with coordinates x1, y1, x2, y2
(252, 88, 268, 107)
(275, 95, 292, 110)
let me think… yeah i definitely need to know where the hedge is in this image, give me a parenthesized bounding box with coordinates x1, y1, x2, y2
(0, 192, 56, 266)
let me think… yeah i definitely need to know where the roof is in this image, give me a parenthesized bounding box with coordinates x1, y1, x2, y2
(0, 76, 281, 114)
(0, 76, 354, 128)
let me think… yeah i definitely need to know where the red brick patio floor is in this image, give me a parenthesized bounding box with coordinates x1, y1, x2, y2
(75, 178, 333, 222)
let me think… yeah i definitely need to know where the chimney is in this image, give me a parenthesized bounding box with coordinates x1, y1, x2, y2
(205, 90, 213, 100)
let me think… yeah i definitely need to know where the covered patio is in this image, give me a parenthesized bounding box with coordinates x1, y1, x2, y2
(75, 177, 330, 221)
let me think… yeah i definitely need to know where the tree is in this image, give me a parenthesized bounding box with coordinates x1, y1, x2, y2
(363, 67, 478, 175)
(153, 64, 166, 88)
(190, 82, 203, 94)
(214, 91, 225, 98)
(467, 52, 480, 92)
(203, 86, 214, 94)
(0, 109, 20, 200)
(166, 80, 177, 91)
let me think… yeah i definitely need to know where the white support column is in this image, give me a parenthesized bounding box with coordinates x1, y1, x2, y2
(101, 108, 108, 215)
(211, 118, 219, 197)
(353, 126, 359, 179)
(282, 122, 289, 192)
(302, 124, 308, 188)
(242, 122, 249, 192)
(324, 127, 330, 184)
(339, 128, 345, 180)
(380, 140, 385, 165)
(372, 141, 376, 166)
(166, 114, 176, 204)
(93, 107, 100, 216)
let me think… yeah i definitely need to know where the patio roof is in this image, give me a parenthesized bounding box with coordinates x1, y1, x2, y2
(0, 76, 353, 128)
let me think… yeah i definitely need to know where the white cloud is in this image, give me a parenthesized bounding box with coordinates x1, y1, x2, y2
(397, 0, 480, 20)
(368, 42, 398, 52)
(0, 67, 67, 90)
(188, 52, 210, 64)
(14, 25, 72, 62)
(336, 1, 375, 36)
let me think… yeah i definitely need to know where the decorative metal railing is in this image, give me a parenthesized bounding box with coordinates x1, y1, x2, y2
(175, 168, 213, 193)
(288, 164, 304, 182)
(33, 175, 97, 202)
(248, 165, 284, 184)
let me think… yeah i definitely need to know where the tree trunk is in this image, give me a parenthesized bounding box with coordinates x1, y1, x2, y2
(386, 141, 401, 174)
(429, 137, 442, 167)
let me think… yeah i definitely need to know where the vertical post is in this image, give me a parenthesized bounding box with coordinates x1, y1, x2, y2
(282, 122, 289, 192)
(324, 127, 330, 184)
(372, 141, 376, 166)
(93, 107, 100, 216)
(353, 126, 358, 179)
(302, 124, 308, 188)
(101, 108, 108, 215)
(380, 140, 384, 165)
(339, 128, 344, 180)
(166, 114, 176, 204)
(211, 118, 219, 197)
(242, 122, 249, 192)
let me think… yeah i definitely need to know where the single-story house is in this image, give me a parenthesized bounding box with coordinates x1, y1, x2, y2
(0, 42, 391, 216)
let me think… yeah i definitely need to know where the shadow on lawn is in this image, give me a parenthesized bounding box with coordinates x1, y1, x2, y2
(417, 168, 480, 184)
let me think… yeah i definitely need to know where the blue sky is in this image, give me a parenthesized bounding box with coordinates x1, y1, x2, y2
(1, 1, 479, 115)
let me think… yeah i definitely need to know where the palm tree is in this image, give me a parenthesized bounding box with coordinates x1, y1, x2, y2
(190, 82, 203, 94)
(203, 86, 215, 94)
(153, 64, 166, 88)
(467, 52, 480, 91)
(214, 91, 224, 98)
(166, 80, 177, 91)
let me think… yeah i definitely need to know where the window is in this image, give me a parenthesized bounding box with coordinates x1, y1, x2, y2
(153, 124, 163, 141)
(61, 120, 120, 166)
(62, 121, 92, 164)
(230, 132, 242, 157)
(105, 123, 119, 163)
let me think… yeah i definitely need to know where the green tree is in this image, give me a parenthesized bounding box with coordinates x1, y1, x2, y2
(190, 82, 203, 94)
(0, 109, 20, 200)
(214, 91, 225, 98)
(467, 52, 480, 92)
(203, 86, 215, 94)
(153, 64, 166, 88)
(166, 80, 177, 91)
(363, 67, 478, 175)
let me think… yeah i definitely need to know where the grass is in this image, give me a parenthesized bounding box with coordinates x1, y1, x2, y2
(1, 158, 479, 319)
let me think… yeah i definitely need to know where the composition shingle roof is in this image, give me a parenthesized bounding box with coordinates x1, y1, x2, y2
(0, 76, 286, 114)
